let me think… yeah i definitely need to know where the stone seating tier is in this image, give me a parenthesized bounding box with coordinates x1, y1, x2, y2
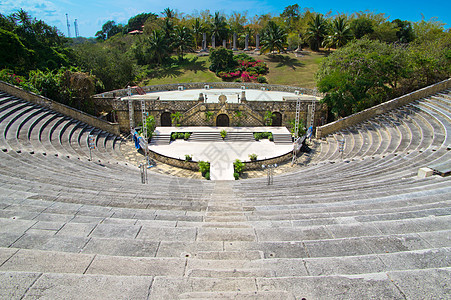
(0, 88, 450, 298)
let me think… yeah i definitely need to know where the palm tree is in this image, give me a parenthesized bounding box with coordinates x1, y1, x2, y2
(323, 17, 353, 49)
(260, 21, 287, 54)
(173, 26, 194, 60)
(192, 18, 205, 49)
(305, 14, 328, 51)
(144, 30, 169, 65)
(162, 8, 175, 19)
(210, 12, 228, 43)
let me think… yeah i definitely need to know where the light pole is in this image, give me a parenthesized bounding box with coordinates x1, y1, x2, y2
(262, 163, 277, 185)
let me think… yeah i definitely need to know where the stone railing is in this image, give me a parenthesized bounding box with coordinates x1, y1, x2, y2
(94, 82, 321, 98)
(0, 81, 121, 136)
(315, 78, 451, 138)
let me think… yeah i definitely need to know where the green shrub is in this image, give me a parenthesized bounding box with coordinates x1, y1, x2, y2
(249, 153, 258, 161)
(177, 132, 185, 139)
(233, 172, 240, 180)
(184, 132, 191, 140)
(185, 154, 192, 161)
(204, 171, 210, 180)
(198, 161, 210, 176)
(233, 159, 244, 174)
(220, 129, 227, 139)
(257, 76, 267, 83)
(254, 132, 262, 140)
(171, 132, 178, 140)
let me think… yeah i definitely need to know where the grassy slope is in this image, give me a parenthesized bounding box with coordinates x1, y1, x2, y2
(141, 52, 325, 88)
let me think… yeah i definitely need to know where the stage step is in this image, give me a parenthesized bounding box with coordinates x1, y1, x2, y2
(150, 133, 171, 145)
(272, 133, 293, 144)
(189, 132, 255, 143)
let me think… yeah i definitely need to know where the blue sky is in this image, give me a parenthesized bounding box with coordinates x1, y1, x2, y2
(1, 0, 449, 37)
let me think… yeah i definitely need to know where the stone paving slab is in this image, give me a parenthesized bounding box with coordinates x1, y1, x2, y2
(0, 248, 94, 274)
(149, 276, 257, 299)
(224, 241, 309, 259)
(11, 233, 88, 253)
(304, 238, 373, 257)
(305, 255, 387, 276)
(255, 226, 331, 241)
(23, 272, 152, 299)
(85, 255, 185, 277)
(82, 238, 159, 257)
(197, 228, 256, 241)
(0, 247, 18, 265)
(257, 273, 405, 299)
(156, 241, 223, 258)
(0, 271, 41, 300)
(418, 230, 451, 248)
(89, 223, 141, 239)
(387, 267, 451, 299)
(137, 226, 197, 241)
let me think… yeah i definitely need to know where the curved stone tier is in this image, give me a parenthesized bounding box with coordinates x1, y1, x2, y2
(0, 88, 450, 298)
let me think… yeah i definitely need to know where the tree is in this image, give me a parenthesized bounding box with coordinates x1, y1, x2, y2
(264, 111, 275, 126)
(192, 18, 205, 48)
(317, 38, 409, 118)
(173, 26, 194, 60)
(260, 21, 287, 54)
(162, 8, 175, 20)
(209, 47, 236, 73)
(170, 112, 183, 126)
(127, 13, 157, 32)
(281, 4, 300, 31)
(210, 12, 228, 43)
(305, 14, 328, 51)
(96, 21, 122, 40)
(392, 19, 414, 43)
(322, 16, 353, 49)
(134, 30, 170, 66)
(350, 17, 374, 39)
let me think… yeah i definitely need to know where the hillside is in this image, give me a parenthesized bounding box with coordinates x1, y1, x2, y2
(141, 52, 324, 88)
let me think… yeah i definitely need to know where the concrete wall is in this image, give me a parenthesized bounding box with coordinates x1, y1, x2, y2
(0, 81, 121, 136)
(315, 78, 451, 138)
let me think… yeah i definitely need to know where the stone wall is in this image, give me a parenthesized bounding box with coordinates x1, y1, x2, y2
(243, 151, 293, 171)
(315, 78, 451, 138)
(0, 81, 121, 136)
(147, 147, 293, 172)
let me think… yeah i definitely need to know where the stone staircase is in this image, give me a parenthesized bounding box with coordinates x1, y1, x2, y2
(0, 88, 450, 298)
(189, 131, 255, 143)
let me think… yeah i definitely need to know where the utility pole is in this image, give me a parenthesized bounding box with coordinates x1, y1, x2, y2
(74, 19, 79, 37)
(66, 14, 71, 38)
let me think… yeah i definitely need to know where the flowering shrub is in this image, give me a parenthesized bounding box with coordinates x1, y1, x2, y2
(215, 53, 268, 83)
(0, 69, 37, 92)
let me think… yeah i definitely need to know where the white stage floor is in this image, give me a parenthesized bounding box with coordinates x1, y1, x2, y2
(149, 127, 293, 180)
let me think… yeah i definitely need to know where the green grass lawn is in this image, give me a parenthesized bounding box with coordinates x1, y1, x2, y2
(140, 51, 325, 88)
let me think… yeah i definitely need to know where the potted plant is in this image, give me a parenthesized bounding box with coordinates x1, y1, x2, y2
(220, 129, 227, 140)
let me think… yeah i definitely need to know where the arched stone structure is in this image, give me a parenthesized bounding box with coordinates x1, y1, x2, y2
(216, 114, 230, 127)
(161, 112, 171, 126)
(272, 112, 282, 126)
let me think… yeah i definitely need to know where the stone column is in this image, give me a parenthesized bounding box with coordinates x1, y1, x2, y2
(201, 33, 207, 52)
(255, 34, 260, 51)
(244, 34, 249, 51)
(211, 34, 216, 49)
(222, 39, 226, 48)
(232, 33, 238, 51)
(241, 91, 247, 103)
(295, 33, 303, 53)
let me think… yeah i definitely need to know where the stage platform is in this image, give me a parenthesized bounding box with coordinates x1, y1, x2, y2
(128, 88, 319, 103)
(148, 127, 293, 180)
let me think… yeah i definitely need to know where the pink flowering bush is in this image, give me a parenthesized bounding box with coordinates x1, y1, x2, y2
(215, 53, 268, 83)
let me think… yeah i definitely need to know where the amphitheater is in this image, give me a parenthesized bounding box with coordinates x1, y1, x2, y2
(0, 78, 450, 299)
